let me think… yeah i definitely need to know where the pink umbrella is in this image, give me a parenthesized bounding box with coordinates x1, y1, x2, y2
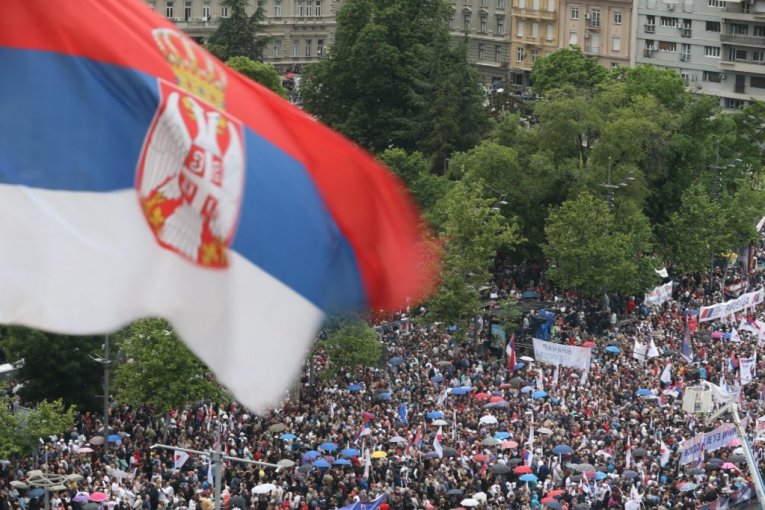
(729, 438, 742, 447)
(721, 462, 738, 470)
(489, 396, 505, 403)
(473, 393, 490, 400)
(78, 447, 94, 454)
(89, 492, 108, 502)
(502, 440, 518, 449)
(712, 331, 723, 339)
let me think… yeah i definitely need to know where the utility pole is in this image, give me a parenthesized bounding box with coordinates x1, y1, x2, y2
(103, 334, 110, 434)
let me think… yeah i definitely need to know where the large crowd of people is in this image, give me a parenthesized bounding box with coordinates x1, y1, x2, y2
(2, 258, 765, 510)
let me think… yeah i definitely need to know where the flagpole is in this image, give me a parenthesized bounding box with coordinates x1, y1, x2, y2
(214, 420, 223, 510)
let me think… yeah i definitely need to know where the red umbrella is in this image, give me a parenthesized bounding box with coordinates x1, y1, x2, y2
(499, 383, 512, 390)
(545, 489, 565, 498)
(513, 465, 532, 474)
(582, 341, 595, 347)
(502, 440, 518, 449)
(473, 392, 490, 400)
(541, 497, 556, 504)
(89, 492, 108, 503)
(473, 454, 488, 462)
(489, 396, 505, 403)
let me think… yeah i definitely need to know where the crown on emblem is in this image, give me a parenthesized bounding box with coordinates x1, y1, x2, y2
(153, 28, 227, 109)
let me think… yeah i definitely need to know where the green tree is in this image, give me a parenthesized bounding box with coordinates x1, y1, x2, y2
(530, 46, 609, 96)
(206, 0, 267, 61)
(544, 192, 653, 295)
(0, 327, 103, 410)
(614, 65, 687, 111)
(226, 56, 286, 96)
(660, 183, 727, 274)
(426, 180, 522, 326)
(0, 398, 76, 459)
(378, 148, 453, 212)
(320, 315, 382, 373)
(112, 319, 227, 414)
(302, 0, 487, 158)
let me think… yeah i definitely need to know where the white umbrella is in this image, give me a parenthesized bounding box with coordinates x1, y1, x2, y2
(276, 459, 295, 468)
(537, 427, 553, 435)
(461, 498, 479, 507)
(520, 356, 534, 362)
(432, 419, 448, 426)
(110, 469, 128, 480)
(252, 483, 276, 495)
(473, 492, 487, 502)
(389, 436, 407, 444)
(479, 415, 498, 425)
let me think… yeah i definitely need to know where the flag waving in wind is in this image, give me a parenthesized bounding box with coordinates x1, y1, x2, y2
(0, 1, 438, 413)
(506, 334, 517, 371)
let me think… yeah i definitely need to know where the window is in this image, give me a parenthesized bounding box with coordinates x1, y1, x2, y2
(495, 45, 502, 62)
(731, 23, 748, 35)
(613, 9, 622, 24)
(166, 1, 174, 18)
(516, 46, 525, 62)
(681, 43, 691, 59)
(658, 40, 677, 52)
(646, 15, 655, 25)
(296, 0, 304, 16)
(751, 76, 765, 88)
(519, 0, 526, 9)
(569, 31, 578, 44)
(531, 48, 539, 63)
(481, 16, 487, 33)
(532, 22, 540, 37)
(612, 35, 621, 51)
(518, 20, 525, 36)
(660, 17, 678, 28)
(546, 23, 553, 40)
(754, 50, 765, 62)
(703, 71, 721, 82)
(317, 39, 324, 56)
(464, 13, 471, 30)
(203, 2, 211, 18)
(450, 15, 455, 29)
(184, 1, 191, 20)
(305, 40, 312, 57)
(725, 98, 745, 110)
(306, 0, 313, 16)
(591, 7, 600, 26)
(315, 0, 321, 15)
(464, 0, 471, 4)
(498, 0, 505, 7)
(705, 46, 721, 57)
(221, 5, 228, 16)
(293, 41, 299, 57)
(571, 6, 579, 19)
(481, 0, 489, 6)
(680, 72, 690, 85)
(706, 21, 720, 32)
(497, 18, 505, 34)
(708, 0, 726, 7)
(755, 26, 765, 37)
(731, 48, 747, 61)
(273, 40, 282, 57)
(479, 43, 486, 60)
(547, 0, 555, 11)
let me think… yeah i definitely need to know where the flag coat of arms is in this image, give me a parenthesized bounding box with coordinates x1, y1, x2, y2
(0, 1, 436, 412)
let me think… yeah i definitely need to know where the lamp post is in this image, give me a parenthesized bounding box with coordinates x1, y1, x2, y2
(598, 157, 634, 209)
(26, 469, 66, 510)
(90, 335, 114, 434)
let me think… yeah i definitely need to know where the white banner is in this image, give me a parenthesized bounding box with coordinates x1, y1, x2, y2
(756, 416, 765, 436)
(532, 338, 592, 371)
(679, 433, 705, 466)
(703, 423, 738, 453)
(644, 281, 673, 306)
(741, 356, 756, 385)
(699, 288, 765, 322)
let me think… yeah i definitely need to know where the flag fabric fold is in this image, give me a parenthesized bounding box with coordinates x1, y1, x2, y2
(0, 0, 437, 413)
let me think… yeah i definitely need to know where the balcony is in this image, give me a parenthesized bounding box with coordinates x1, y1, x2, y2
(720, 59, 765, 74)
(681, 28, 692, 37)
(643, 48, 657, 57)
(513, 8, 557, 20)
(644, 24, 656, 33)
(720, 33, 765, 48)
(584, 45, 599, 54)
(170, 17, 220, 36)
(586, 20, 601, 29)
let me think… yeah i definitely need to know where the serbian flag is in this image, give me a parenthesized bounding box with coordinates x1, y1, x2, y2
(0, 1, 437, 413)
(506, 333, 517, 371)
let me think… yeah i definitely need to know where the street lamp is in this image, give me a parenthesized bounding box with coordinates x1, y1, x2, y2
(89, 335, 114, 434)
(598, 157, 633, 208)
(26, 469, 67, 510)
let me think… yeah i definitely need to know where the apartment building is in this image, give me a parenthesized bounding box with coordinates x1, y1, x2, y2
(718, 0, 765, 108)
(449, 0, 513, 88)
(509, 0, 559, 84)
(559, 0, 633, 68)
(148, 0, 340, 72)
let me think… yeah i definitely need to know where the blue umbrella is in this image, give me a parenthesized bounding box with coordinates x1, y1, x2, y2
(279, 433, 297, 440)
(451, 387, 471, 395)
(636, 388, 652, 396)
(29, 488, 44, 498)
(494, 432, 512, 440)
(341, 448, 360, 457)
(107, 434, 122, 443)
(552, 445, 573, 455)
(486, 401, 509, 408)
(375, 392, 392, 401)
(388, 356, 405, 366)
(595, 471, 607, 481)
(519, 473, 538, 483)
(605, 346, 621, 353)
(520, 386, 534, 393)
(348, 384, 362, 392)
(304, 450, 321, 459)
(522, 290, 540, 299)
(319, 442, 337, 452)
(426, 411, 444, 419)
(513, 362, 526, 370)
(333, 458, 352, 466)
(313, 459, 331, 469)
(448, 325, 458, 332)
(532, 390, 548, 399)
(431, 375, 444, 383)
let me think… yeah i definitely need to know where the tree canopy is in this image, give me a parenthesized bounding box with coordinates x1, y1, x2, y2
(206, 0, 268, 61)
(226, 56, 286, 96)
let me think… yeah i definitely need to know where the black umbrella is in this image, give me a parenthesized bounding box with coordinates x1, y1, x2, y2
(491, 464, 511, 475)
(569, 474, 582, 482)
(686, 468, 704, 476)
(631, 448, 648, 458)
(297, 464, 314, 473)
(708, 458, 724, 465)
(507, 458, 523, 465)
(729, 454, 746, 464)
(230, 496, 246, 510)
(442, 447, 458, 457)
(623, 470, 638, 479)
(705, 462, 720, 471)
(574, 504, 591, 510)
(388, 356, 405, 366)
(446, 489, 463, 496)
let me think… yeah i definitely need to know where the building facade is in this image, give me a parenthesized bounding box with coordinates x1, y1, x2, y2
(559, 0, 633, 68)
(718, 0, 765, 108)
(509, 0, 560, 84)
